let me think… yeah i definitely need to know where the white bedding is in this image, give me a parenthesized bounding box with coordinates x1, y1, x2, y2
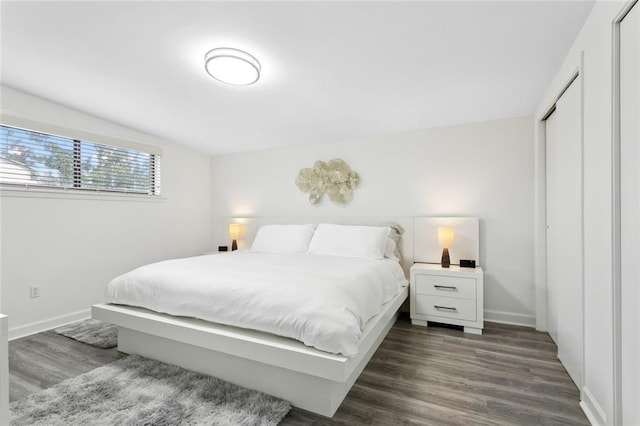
(105, 251, 408, 356)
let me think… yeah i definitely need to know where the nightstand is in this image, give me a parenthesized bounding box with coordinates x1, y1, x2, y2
(410, 263, 484, 335)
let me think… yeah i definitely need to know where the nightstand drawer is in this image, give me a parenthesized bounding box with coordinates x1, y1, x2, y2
(414, 295, 477, 321)
(414, 275, 476, 300)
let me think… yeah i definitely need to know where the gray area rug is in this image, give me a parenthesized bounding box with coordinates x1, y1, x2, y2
(10, 354, 292, 426)
(54, 319, 117, 349)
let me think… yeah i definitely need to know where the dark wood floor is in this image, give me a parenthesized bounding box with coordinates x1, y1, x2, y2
(10, 315, 589, 425)
(9, 329, 126, 402)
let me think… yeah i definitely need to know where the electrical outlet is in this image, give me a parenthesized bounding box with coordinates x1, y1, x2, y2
(29, 286, 40, 298)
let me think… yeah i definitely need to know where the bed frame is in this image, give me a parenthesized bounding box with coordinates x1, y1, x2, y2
(92, 288, 406, 417)
(92, 216, 415, 417)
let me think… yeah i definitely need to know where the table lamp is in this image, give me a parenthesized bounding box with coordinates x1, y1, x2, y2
(229, 223, 240, 251)
(437, 226, 454, 268)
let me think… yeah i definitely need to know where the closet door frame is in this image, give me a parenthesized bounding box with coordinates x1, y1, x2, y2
(546, 77, 583, 388)
(534, 63, 584, 396)
(612, 1, 638, 424)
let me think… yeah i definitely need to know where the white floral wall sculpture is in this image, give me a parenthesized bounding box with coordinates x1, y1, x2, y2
(295, 159, 360, 205)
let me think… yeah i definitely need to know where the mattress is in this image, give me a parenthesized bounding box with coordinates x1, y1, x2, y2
(105, 251, 408, 356)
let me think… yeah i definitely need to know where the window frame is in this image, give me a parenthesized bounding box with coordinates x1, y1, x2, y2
(0, 115, 163, 200)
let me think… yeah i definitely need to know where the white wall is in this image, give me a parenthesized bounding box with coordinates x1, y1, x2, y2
(535, 1, 630, 424)
(0, 86, 212, 338)
(211, 116, 535, 325)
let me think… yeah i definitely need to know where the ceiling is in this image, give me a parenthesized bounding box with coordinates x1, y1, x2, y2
(0, 1, 595, 155)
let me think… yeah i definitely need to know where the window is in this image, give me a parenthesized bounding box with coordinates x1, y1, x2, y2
(0, 125, 161, 196)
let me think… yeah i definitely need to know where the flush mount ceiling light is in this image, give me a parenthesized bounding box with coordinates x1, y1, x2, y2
(204, 47, 261, 86)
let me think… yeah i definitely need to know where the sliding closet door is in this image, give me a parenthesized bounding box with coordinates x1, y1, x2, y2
(545, 111, 559, 345)
(546, 77, 583, 388)
(620, 3, 639, 424)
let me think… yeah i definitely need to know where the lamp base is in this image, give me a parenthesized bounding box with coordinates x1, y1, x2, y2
(232, 240, 238, 251)
(441, 248, 450, 268)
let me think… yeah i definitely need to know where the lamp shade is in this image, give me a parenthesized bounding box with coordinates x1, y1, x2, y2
(437, 226, 454, 248)
(228, 223, 241, 240)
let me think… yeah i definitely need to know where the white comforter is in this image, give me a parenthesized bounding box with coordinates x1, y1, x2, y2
(105, 251, 408, 356)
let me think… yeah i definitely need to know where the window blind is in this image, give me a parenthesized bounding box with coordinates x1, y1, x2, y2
(0, 125, 161, 195)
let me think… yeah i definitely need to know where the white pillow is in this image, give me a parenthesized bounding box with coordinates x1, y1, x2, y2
(385, 222, 404, 261)
(384, 238, 401, 262)
(251, 224, 316, 254)
(308, 224, 390, 259)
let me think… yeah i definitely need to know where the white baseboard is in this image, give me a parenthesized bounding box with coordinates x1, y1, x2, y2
(8, 309, 91, 341)
(484, 309, 536, 328)
(580, 386, 606, 426)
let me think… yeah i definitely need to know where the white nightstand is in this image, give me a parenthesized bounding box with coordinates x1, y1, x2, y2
(410, 263, 484, 335)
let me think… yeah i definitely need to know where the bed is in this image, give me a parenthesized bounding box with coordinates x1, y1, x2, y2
(92, 218, 413, 417)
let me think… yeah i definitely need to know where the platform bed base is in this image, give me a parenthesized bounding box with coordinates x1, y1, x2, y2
(92, 287, 407, 417)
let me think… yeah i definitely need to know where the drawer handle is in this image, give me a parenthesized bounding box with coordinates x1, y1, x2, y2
(434, 285, 457, 291)
(434, 305, 458, 312)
